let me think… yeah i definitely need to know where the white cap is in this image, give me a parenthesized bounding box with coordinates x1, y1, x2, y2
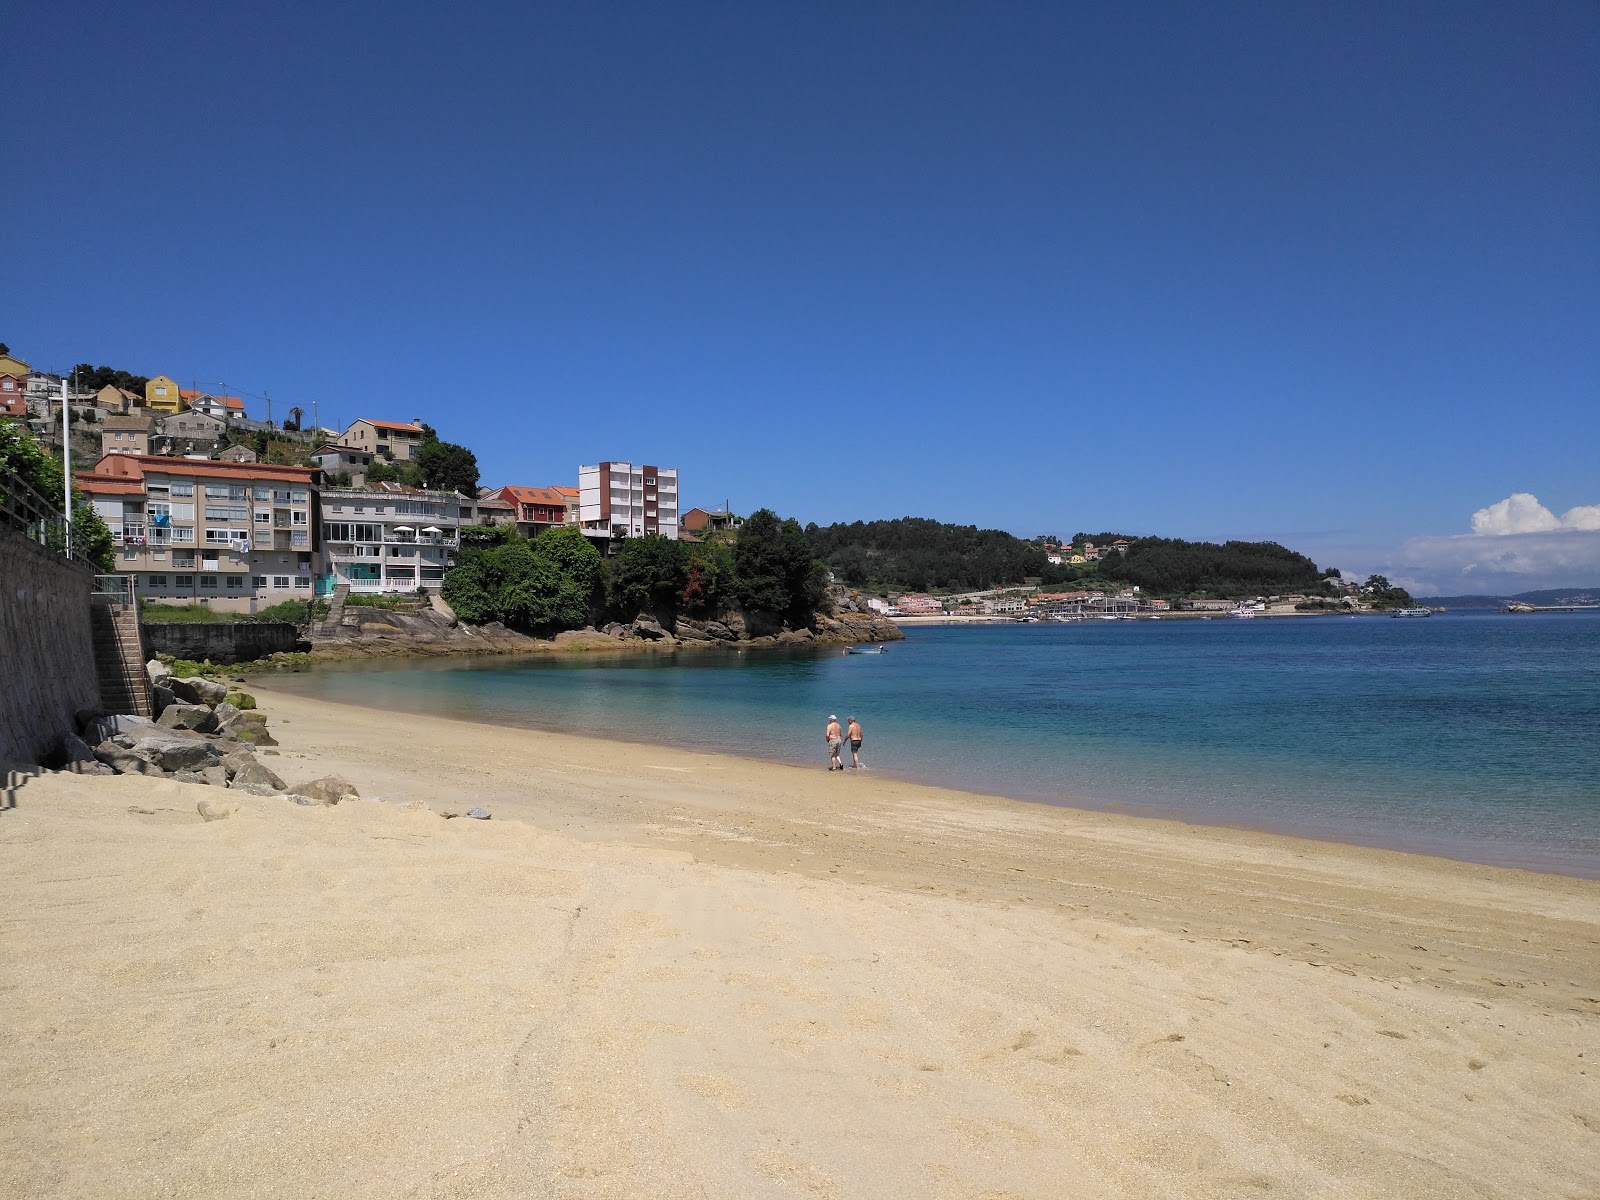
(829, 714, 837, 721)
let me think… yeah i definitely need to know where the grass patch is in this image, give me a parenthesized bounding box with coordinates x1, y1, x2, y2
(255, 598, 330, 624)
(344, 593, 427, 609)
(140, 604, 248, 624)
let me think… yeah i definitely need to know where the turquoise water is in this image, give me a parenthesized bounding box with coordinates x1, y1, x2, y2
(267, 614, 1600, 876)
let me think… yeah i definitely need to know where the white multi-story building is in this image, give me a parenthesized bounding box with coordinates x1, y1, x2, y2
(578, 461, 679, 540)
(318, 484, 465, 593)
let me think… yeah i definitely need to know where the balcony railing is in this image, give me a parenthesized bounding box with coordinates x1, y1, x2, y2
(0, 462, 100, 570)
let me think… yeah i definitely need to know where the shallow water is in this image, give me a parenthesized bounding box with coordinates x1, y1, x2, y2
(267, 613, 1600, 876)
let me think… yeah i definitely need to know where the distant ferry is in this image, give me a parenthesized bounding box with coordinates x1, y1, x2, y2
(1228, 607, 1257, 619)
(1391, 607, 1433, 618)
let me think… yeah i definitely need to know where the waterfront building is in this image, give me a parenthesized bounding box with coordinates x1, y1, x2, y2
(894, 594, 944, 615)
(680, 506, 743, 535)
(495, 484, 575, 540)
(337, 418, 427, 462)
(77, 454, 318, 613)
(578, 461, 679, 541)
(318, 483, 463, 594)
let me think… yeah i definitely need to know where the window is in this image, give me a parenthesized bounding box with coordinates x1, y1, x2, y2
(148, 575, 168, 587)
(123, 548, 138, 561)
(205, 483, 247, 500)
(294, 577, 310, 589)
(255, 511, 270, 525)
(204, 505, 248, 522)
(170, 526, 195, 544)
(252, 575, 267, 588)
(200, 575, 218, 589)
(330, 504, 344, 513)
(292, 510, 307, 525)
(176, 576, 193, 590)
(226, 576, 243, 589)
(273, 576, 290, 589)
(291, 488, 307, 502)
(253, 485, 270, 501)
(205, 529, 249, 546)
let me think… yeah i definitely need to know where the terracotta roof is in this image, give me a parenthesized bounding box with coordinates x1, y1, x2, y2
(356, 418, 425, 433)
(74, 474, 144, 495)
(101, 415, 152, 431)
(499, 485, 569, 507)
(84, 453, 316, 484)
(552, 485, 578, 497)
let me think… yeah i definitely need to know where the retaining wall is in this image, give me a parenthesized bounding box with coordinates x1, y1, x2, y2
(0, 530, 100, 765)
(141, 621, 305, 665)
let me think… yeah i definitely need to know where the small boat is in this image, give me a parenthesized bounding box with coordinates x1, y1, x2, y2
(1228, 607, 1256, 619)
(844, 645, 886, 654)
(1391, 607, 1433, 618)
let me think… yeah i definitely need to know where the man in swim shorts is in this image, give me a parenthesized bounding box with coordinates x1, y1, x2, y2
(825, 714, 844, 771)
(846, 716, 863, 769)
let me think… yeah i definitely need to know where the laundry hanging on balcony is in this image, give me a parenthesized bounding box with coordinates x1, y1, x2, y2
(151, 512, 171, 527)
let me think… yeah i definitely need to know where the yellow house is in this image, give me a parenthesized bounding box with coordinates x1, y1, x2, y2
(0, 353, 31, 378)
(144, 374, 186, 413)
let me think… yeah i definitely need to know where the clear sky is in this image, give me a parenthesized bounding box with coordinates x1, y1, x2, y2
(7, 1, 1597, 592)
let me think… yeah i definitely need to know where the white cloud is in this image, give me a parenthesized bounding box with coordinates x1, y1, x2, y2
(1374, 493, 1600, 595)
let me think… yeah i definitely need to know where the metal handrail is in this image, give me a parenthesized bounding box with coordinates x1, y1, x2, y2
(0, 461, 100, 571)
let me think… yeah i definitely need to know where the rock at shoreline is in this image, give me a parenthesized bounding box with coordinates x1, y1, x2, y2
(230, 760, 287, 795)
(83, 714, 161, 744)
(158, 704, 219, 735)
(146, 658, 171, 687)
(151, 684, 177, 716)
(169, 676, 229, 707)
(94, 741, 164, 776)
(465, 806, 491, 820)
(292, 775, 359, 805)
(132, 734, 221, 774)
(630, 613, 669, 641)
(223, 691, 257, 710)
(197, 797, 238, 821)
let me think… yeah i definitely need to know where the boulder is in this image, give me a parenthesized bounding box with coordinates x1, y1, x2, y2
(151, 683, 177, 715)
(212, 701, 241, 727)
(59, 759, 116, 776)
(464, 806, 491, 820)
(173, 770, 214, 786)
(220, 746, 260, 780)
(131, 734, 221, 774)
(158, 704, 219, 734)
(197, 798, 238, 822)
(222, 691, 257, 710)
(146, 658, 172, 687)
(672, 619, 712, 642)
(291, 775, 359, 805)
(230, 760, 286, 795)
(57, 731, 98, 768)
(630, 613, 667, 640)
(776, 627, 814, 645)
(602, 622, 627, 639)
(93, 741, 164, 777)
(702, 620, 736, 642)
(169, 676, 229, 707)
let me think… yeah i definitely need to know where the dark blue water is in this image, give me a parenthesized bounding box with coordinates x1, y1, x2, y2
(268, 614, 1600, 876)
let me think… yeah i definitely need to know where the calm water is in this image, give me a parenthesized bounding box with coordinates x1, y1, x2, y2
(267, 614, 1600, 876)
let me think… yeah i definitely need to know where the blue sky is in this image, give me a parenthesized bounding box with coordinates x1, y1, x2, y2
(7, 1, 1597, 591)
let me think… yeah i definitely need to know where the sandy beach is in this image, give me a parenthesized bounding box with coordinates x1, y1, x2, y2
(3, 688, 1598, 1199)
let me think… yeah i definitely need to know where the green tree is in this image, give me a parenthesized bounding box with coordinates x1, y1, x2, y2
(534, 526, 604, 627)
(734, 509, 826, 621)
(607, 536, 687, 617)
(414, 438, 479, 493)
(366, 461, 398, 483)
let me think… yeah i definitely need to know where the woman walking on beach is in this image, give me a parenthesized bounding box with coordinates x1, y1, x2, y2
(846, 716, 864, 770)
(825, 715, 844, 771)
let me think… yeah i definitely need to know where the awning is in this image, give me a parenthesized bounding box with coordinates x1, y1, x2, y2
(392, 525, 415, 532)
(421, 526, 442, 533)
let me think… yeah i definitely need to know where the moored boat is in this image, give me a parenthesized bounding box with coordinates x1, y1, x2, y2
(1391, 607, 1433, 618)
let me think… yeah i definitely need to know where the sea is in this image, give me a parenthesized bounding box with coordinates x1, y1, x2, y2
(265, 613, 1600, 878)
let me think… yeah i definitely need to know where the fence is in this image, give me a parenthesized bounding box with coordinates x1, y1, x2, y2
(0, 461, 100, 572)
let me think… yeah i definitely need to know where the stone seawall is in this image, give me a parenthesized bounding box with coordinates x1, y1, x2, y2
(0, 530, 99, 765)
(143, 622, 306, 665)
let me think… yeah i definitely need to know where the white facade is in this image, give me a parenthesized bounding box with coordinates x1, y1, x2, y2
(578, 461, 679, 540)
(319, 486, 463, 592)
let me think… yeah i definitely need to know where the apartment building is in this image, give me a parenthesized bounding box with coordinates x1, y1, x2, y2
(318, 484, 462, 593)
(77, 454, 318, 613)
(578, 461, 679, 541)
(337, 418, 427, 462)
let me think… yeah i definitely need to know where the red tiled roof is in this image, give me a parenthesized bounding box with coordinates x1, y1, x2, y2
(84, 453, 316, 484)
(499, 485, 569, 507)
(74, 474, 144, 495)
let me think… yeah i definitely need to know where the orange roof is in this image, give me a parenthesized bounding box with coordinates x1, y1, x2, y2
(357, 418, 424, 432)
(552, 485, 578, 497)
(75, 473, 144, 495)
(84, 453, 316, 484)
(499, 484, 569, 507)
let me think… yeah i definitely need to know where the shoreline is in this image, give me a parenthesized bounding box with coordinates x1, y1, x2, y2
(6, 685, 1598, 1196)
(251, 668, 1600, 880)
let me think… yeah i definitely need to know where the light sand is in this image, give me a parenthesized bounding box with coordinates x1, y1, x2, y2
(2, 687, 1597, 1199)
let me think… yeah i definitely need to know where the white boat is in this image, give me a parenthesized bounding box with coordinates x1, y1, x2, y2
(1228, 607, 1257, 619)
(1390, 607, 1433, 618)
(844, 645, 886, 654)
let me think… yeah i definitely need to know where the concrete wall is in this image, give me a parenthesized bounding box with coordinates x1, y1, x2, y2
(141, 621, 305, 664)
(0, 530, 100, 765)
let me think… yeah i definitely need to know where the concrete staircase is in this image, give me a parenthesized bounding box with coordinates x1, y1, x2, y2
(89, 593, 153, 718)
(318, 583, 351, 636)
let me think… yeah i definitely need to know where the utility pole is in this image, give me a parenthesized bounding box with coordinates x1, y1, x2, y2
(264, 390, 271, 429)
(61, 377, 71, 557)
(312, 399, 319, 438)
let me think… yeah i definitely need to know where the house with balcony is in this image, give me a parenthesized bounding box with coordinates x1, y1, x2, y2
(495, 484, 575, 540)
(337, 418, 428, 462)
(318, 484, 463, 594)
(76, 454, 319, 613)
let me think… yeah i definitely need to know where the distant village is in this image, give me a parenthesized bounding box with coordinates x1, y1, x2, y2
(1, 349, 736, 614)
